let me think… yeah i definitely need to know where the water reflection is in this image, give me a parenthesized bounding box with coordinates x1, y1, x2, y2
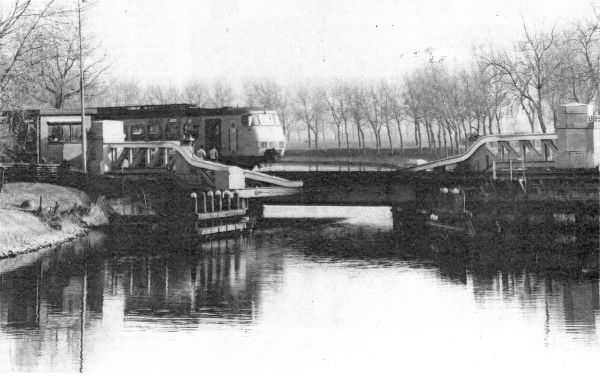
(0, 209, 597, 372)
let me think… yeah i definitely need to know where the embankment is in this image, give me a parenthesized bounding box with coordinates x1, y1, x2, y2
(0, 182, 109, 258)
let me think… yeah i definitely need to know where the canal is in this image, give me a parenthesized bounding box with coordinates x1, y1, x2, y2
(0, 206, 598, 373)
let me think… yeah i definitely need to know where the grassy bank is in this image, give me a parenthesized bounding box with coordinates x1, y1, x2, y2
(0, 183, 108, 258)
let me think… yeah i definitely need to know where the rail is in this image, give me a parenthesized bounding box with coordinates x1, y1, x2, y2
(405, 133, 558, 172)
(105, 141, 303, 188)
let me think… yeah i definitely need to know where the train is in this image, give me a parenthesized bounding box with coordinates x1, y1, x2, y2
(93, 104, 287, 167)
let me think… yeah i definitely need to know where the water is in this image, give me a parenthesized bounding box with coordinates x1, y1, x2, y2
(0, 207, 598, 374)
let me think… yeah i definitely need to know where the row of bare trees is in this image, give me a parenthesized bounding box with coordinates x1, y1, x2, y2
(2, 1, 600, 159)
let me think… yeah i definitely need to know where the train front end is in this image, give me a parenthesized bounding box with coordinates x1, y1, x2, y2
(245, 111, 286, 165)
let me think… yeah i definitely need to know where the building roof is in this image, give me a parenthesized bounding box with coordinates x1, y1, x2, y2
(38, 108, 98, 116)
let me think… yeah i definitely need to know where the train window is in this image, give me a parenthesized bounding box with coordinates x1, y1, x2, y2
(131, 125, 146, 141)
(148, 125, 160, 140)
(248, 113, 279, 126)
(166, 119, 180, 140)
(241, 114, 250, 127)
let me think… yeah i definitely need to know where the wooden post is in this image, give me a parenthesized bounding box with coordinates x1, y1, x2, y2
(163, 148, 169, 166)
(128, 149, 133, 167)
(38, 195, 43, 214)
(509, 159, 513, 181)
(492, 159, 497, 180)
(146, 148, 151, 166)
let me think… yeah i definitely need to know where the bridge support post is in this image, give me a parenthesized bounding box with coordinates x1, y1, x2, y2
(207, 191, 214, 212)
(391, 205, 422, 238)
(200, 192, 207, 213)
(233, 190, 240, 209)
(215, 190, 222, 211)
(190, 192, 198, 214)
(223, 190, 232, 210)
(248, 200, 264, 222)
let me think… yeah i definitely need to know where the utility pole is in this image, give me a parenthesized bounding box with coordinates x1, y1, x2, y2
(78, 0, 87, 173)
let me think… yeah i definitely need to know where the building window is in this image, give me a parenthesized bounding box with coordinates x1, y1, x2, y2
(48, 123, 81, 143)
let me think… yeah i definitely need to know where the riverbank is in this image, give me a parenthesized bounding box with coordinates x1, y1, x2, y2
(0, 182, 108, 258)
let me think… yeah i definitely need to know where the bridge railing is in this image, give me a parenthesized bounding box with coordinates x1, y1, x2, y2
(407, 133, 558, 172)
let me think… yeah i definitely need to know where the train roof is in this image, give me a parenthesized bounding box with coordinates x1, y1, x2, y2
(93, 104, 271, 119)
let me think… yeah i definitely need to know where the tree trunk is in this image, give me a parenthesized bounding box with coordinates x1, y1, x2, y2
(385, 121, 394, 155)
(396, 121, 403, 153)
(436, 122, 442, 158)
(442, 124, 448, 157)
(359, 128, 366, 155)
(536, 92, 547, 133)
(495, 113, 502, 134)
(423, 119, 432, 151)
(343, 119, 350, 155)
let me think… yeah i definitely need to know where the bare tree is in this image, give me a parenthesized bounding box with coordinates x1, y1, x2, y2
(142, 84, 182, 104)
(182, 80, 210, 106)
(26, 21, 109, 109)
(362, 83, 383, 153)
(486, 22, 563, 133)
(293, 85, 326, 149)
(243, 79, 292, 138)
(209, 82, 235, 107)
(0, 0, 63, 109)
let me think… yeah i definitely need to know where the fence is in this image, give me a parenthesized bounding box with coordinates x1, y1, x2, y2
(0, 163, 61, 185)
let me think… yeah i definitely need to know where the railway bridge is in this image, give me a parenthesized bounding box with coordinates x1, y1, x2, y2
(4, 102, 596, 238)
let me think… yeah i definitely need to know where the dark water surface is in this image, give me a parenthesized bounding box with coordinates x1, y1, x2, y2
(0, 206, 598, 374)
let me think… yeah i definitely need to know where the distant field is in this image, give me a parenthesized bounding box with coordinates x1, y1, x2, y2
(282, 148, 441, 167)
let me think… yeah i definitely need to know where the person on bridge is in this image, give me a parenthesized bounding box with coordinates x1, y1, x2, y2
(208, 146, 218, 162)
(195, 144, 206, 159)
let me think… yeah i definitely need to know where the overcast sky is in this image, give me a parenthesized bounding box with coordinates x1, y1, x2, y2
(85, 0, 596, 86)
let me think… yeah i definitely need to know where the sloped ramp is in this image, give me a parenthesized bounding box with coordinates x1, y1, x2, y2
(106, 141, 302, 188)
(405, 133, 557, 172)
(243, 169, 303, 188)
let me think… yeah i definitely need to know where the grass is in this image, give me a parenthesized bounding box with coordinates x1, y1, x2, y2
(0, 183, 108, 258)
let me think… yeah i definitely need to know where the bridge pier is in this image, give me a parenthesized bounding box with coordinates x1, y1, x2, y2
(247, 200, 264, 227)
(391, 205, 423, 239)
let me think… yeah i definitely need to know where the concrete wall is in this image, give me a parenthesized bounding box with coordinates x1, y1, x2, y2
(89, 121, 125, 175)
(555, 103, 599, 169)
(462, 144, 493, 172)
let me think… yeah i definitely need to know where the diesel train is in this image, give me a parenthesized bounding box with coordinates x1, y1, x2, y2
(93, 104, 287, 167)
